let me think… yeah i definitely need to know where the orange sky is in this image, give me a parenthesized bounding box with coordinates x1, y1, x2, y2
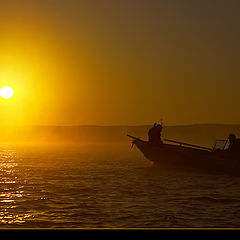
(0, 0, 240, 126)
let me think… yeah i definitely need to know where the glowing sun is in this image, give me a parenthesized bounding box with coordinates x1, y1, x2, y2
(0, 86, 14, 99)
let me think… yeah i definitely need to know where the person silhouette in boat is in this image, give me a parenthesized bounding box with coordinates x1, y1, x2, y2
(228, 134, 240, 155)
(148, 123, 163, 145)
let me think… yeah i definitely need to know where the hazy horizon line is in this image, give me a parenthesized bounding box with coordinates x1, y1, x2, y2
(1, 123, 240, 128)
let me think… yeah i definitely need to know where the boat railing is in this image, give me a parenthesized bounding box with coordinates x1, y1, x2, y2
(163, 139, 212, 151)
(127, 134, 213, 152)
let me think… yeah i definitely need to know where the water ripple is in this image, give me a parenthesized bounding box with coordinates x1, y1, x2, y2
(0, 143, 240, 228)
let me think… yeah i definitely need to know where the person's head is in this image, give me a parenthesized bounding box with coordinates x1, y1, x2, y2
(156, 124, 163, 130)
(228, 134, 236, 143)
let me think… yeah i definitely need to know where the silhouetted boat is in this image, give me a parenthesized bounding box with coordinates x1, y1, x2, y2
(127, 135, 240, 176)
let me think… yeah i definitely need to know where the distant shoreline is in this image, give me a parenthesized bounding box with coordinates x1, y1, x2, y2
(0, 123, 239, 145)
(1, 123, 240, 128)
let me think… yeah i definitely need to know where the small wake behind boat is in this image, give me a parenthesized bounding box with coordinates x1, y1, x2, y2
(127, 134, 240, 176)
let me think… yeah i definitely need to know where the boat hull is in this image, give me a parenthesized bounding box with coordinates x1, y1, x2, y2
(132, 138, 240, 176)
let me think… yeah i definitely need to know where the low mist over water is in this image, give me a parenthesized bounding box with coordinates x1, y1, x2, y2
(1, 124, 240, 146)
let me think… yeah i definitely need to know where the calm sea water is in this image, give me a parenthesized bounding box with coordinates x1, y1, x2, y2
(0, 142, 240, 228)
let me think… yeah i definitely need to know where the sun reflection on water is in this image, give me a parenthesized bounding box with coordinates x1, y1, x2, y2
(0, 146, 33, 226)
